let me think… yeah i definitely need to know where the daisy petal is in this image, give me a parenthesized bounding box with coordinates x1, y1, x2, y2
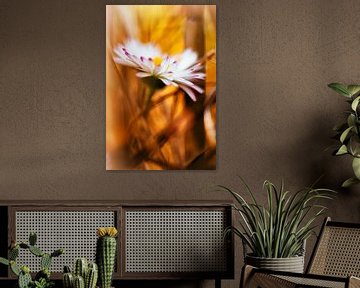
(136, 72, 152, 78)
(179, 85, 197, 102)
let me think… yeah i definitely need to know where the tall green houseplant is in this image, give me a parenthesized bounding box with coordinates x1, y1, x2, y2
(221, 179, 334, 272)
(328, 83, 360, 187)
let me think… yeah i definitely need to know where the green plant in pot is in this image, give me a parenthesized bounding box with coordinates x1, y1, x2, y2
(0, 232, 64, 288)
(221, 179, 334, 273)
(62, 258, 98, 288)
(328, 83, 360, 187)
(96, 227, 118, 288)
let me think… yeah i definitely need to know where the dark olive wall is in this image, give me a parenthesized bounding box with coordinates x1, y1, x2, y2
(1, 0, 360, 287)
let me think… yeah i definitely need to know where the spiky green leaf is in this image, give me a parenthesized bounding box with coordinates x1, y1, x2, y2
(222, 179, 335, 258)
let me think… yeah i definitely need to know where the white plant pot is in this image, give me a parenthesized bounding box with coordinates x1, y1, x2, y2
(245, 254, 305, 273)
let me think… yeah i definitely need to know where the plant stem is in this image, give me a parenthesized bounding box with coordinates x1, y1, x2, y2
(144, 86, 155, 116)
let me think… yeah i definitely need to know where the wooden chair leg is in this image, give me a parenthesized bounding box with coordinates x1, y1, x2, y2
(240, 265, 255, 288)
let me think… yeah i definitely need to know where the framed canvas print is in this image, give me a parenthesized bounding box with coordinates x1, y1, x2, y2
(106, 5, 216, 170)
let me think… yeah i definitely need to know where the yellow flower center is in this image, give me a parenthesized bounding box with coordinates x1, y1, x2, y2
(153, 56, 163, 66)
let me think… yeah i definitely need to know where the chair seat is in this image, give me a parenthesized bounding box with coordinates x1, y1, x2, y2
(277, 274, 346, 288)
(241, 218, 360, 288)
(242, 266, 360, 288)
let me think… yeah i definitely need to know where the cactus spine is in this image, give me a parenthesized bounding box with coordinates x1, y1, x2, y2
(96, 227, 118, 288)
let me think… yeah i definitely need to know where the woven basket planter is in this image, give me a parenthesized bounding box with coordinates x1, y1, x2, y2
(245, 254, 305, 273)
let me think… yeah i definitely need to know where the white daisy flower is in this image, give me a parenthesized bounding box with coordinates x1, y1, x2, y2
(113, 39, 205, 101)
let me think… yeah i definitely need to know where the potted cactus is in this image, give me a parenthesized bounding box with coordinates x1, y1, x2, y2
(62, 258, 98, 288)
(0, 232, 63, 288)
(96, 227, 118, 288)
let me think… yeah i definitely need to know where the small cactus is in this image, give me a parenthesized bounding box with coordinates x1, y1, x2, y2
(74, 258, 88, 279)
(74, 275, 85, 288)
(62, 265, 74, 288)
(0, 232, 63, 288)
(63, 272, 74, 288)
(63, 259, 98, 288)
(96, 227, 118, 288)
(85, 263, 98, 288)
(64, 265, 72, 273)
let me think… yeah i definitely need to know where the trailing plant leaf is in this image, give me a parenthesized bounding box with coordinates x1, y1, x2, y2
(340, 127, 353, 143)
(342, 177, 360, 188)
(336, 145, 348, 155)
(328, 83, 351, 97)
(347, 114, 357, 131)
(347, 85, 360, 97)
(329, 82, 360, 186)
(351, 96, 360, 111)
(352, 157, 360, 179)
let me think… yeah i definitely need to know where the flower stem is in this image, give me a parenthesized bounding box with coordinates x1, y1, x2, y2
(144, 86, 155, 116)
